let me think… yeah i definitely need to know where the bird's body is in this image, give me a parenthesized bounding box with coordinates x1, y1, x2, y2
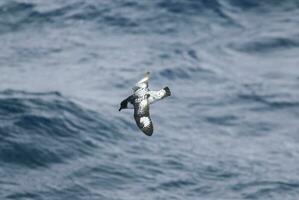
(119, 72, 171, 136)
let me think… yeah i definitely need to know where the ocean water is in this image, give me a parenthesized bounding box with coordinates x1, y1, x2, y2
(1, 0, 299, 199)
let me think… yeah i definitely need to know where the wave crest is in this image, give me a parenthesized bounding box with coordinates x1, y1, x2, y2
(0, 90, 123, 168)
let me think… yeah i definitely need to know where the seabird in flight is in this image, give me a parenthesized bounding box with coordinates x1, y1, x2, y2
(119, 72, 171, 136)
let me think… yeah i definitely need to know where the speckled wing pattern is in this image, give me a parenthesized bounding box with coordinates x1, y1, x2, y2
(133, 96, 153, 136)
(119, 72, 170, 136)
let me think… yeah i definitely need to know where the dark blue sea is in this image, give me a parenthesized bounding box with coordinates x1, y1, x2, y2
(1, 0, 299, 199)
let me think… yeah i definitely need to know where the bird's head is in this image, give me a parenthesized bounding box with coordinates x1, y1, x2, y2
(119, 100, 128, 111)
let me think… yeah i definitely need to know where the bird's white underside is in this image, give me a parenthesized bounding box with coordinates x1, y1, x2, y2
(140, 116, 151, 127)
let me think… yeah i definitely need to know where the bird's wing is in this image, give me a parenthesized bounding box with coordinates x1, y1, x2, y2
(133, 97, 153, 136)
(148, 87, 171, 104)
(133, 72, 150, 91)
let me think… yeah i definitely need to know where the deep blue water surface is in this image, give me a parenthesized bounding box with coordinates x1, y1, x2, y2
(1, 1, 299, 199)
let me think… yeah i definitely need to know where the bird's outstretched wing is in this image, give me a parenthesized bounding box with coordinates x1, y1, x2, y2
(133, 97, 153, 136)
(133, 72, 150, 91)
(148, 87, 171, 104)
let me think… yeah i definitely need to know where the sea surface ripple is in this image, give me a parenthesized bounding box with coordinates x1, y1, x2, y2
(1, 0, 299, 199)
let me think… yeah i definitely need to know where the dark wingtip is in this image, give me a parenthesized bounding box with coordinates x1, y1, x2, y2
(143, 129, 153, 136)
(139, 123, 153, 136)
(164, 87, 171, 97)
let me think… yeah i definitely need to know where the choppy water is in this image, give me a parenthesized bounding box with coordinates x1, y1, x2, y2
(1, 0, 299, 199)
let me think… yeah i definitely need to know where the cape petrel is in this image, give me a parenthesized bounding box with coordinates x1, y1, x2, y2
(119, 72, 171, 136)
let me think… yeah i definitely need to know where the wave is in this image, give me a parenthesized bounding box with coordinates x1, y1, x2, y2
(0, 2, 66, 33)
(231, 36, 299, 54)
(156, 0, 223, 15)
(0, 90, 124, 168)
(158, 66, 215, 81)
(231, 180, 299, 199)
(0, 1, 139, 34)
(238, 93, 299, 110)
(1, 0, 299, 199)
(2, 0, 295, 35)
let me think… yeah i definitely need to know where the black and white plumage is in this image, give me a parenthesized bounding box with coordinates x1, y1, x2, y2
(119, 72, 171, 136)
